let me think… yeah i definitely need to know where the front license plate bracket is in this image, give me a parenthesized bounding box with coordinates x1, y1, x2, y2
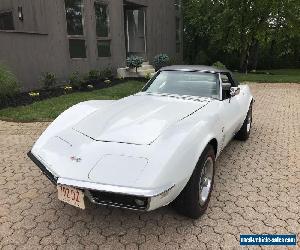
(57, 185, 85, 209)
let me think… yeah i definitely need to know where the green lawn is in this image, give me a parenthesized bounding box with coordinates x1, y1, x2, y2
(0, 81, 144, 122)
(235, 69, 300, 83)
(0, 69, 299, 122)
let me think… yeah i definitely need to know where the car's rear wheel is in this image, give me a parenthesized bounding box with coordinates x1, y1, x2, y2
(235, 102, 253, 141)
(173, 144, 215, 219)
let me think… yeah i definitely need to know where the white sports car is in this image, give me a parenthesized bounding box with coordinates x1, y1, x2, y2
(28, 66, 254, 218)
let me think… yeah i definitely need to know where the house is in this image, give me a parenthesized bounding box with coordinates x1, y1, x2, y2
(0, 0, 183, 91)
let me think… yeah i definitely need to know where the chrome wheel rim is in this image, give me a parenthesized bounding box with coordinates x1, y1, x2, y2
(199, 157, 214, 206)
(246, 108, 252, 133)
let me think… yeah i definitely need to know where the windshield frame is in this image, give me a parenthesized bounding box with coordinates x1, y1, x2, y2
(141, 70, 222, 100)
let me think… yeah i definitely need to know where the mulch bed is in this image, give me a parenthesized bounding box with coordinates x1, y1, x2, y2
(0, 78, 147, 110)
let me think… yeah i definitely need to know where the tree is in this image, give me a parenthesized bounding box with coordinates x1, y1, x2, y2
(182, 0, 300, 71)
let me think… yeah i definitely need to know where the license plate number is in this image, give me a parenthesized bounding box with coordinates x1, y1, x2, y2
(57, 185, 85, 209)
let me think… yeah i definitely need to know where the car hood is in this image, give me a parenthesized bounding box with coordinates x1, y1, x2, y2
(73, 94, 210, 145)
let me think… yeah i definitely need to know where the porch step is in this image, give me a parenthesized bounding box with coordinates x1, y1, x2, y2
(117, 64, 156, 79)
(140, 64, 154, 70)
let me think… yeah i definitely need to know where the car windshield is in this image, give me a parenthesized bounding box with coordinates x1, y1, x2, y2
(143, 71, 220, 99)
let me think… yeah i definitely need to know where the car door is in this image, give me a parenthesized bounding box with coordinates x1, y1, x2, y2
(218, 73, 243, 148)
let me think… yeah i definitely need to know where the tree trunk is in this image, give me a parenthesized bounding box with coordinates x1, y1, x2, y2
(249, 39, 259, 70)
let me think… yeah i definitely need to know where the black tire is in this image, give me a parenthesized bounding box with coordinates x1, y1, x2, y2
(235, 103, 253, 141)
(173, 144, 215, 219)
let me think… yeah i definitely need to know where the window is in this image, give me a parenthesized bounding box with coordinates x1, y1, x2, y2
(94, 2, 111, 57)
(143, 71, 220, 99)
(221, 73, 234, 100)
(65, 0, 86, 58)
(69, 39, 86, 58)
(95, 3, 109, 37)
(125, 9, 146, 53)
(97, 40, 111, 57)
(65, 0, 84, 35)
(0, 11, 14, 30)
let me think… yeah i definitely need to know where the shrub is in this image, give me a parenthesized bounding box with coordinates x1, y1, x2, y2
(69, 71, 84, 90)
(100, 68, 113, 80)
(88, 70, 101, 83)
(145, 72, 152, 80)
(41, 72, 57, 89)
(63, 85, 73, 94)
(0, 64, 19, 98)
(212, 61, 227, 69)
(126, 56, 144, 72)
(153, 54, 170, 71)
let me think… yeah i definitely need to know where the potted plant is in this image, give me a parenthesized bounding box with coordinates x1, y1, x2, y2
(153, 54, 170, 71)
(126, 56, 144, 72)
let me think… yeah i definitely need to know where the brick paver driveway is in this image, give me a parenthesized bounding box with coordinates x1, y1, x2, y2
(0, 84, 299, 250)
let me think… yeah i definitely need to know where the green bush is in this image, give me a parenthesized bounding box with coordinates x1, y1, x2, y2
(100, 68, 113, 79)
(153, 54, 170, 71)
(0, 64, 19, 98)
(69, 71, 84, 90)
(212, 61, 227, 69)
(41, 72, 57, 89)
(88, 70, 100, 83)
(126, 56, 144, 72)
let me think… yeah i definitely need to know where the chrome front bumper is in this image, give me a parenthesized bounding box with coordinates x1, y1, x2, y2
(27, 151, 175, 211)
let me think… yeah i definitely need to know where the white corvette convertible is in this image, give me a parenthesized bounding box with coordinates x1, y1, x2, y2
(28, 65, 253, 218)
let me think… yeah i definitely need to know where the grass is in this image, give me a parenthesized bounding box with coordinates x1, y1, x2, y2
(235, 68, 300, 83)
(0, 69, 299, 122)
(0, 81, 144, 122)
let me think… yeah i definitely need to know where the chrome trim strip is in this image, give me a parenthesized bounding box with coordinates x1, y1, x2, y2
(57, 177, 174, 197)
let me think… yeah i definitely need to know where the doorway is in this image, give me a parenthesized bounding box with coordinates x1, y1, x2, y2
(124, 2, 146, 58)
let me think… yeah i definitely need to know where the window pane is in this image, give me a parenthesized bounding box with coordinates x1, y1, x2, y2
(65, 0, 84, 35)
(97, 40, 111, 57)
(69, 39, 86, 58)
(95, 3, 109, 37)
(0, 12, 14, 30)
(144, 71, 219, 99)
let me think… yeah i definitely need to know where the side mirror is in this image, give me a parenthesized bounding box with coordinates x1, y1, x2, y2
(230, 87, 240, 97)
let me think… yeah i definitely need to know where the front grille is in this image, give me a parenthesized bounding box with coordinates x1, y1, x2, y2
(88, 190, 149, 210)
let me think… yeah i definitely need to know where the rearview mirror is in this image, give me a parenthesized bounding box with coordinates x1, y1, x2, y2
(230, 87, 240, 97)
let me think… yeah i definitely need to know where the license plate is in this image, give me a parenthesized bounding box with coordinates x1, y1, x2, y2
(57, 185, 85, 209)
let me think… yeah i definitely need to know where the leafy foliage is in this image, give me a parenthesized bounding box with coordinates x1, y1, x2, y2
(69, 71, 84, 90)
(212, 61, 227, 69)
(0, 64, 19, 98)
(41, 72, 57, 89)
(0, 81, 144, 122)
(153, 54, 170, 70)
(183, 0, 300, 72)
(87, 70, 100, 84)
(100, 68, 113, 79)
(126, 56, 144, 72)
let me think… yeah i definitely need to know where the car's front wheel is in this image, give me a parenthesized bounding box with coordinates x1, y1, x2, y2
(173, 144, 215, 219)
(235, 102, 253, 141)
